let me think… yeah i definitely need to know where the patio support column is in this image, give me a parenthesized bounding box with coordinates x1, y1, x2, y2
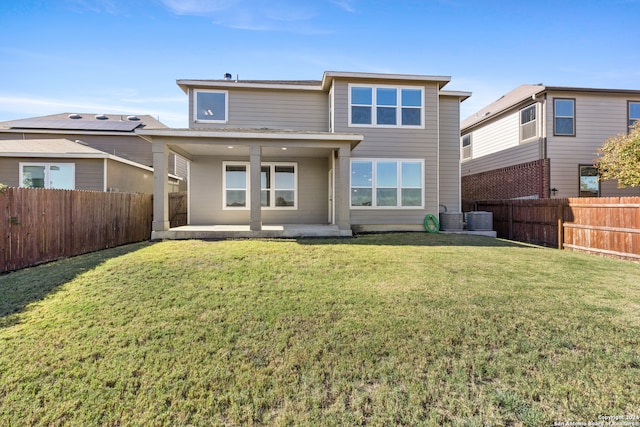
(152, 141, 169, 232)
(249, 145, 262, 231)
(335, 145, 351, 231)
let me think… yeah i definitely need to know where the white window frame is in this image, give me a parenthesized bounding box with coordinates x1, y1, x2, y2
(462, 134, 472, 160)
(223, 162, 249, 210)
(194, 89, 229, 123)
(222, 161, 298, 210)
(348, 84, 424, 129)
(519, 104, 537, 142)
(19, 162, 75, 189)
(629, 100, 640, 133)
(261, 162, 298, 210)
(349, 159, 424, 209)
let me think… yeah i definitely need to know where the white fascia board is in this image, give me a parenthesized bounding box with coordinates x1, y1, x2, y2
(440, 90, 472, 101)
(0, 152, 110, 159)
(177, 80, 323, 93)
(105, 154, 154, 172)
(322, 71, 451, 90)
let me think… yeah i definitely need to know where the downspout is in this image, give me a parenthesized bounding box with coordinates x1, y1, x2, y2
(435, 87, 440, 214)
(103, 158, 108, 192)
(535, 93, 547, 198)
(540, 93, 548, 198)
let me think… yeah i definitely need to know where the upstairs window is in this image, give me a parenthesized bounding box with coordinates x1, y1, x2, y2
(629, 101, 640, 132)
(349, 84, 423, 128)
(195, 89, 228, 123)
(462, 134, 472, 160)
(554, 98, 575, 136)
(20, 163, 75, 189)
(519, 104, 537, 141)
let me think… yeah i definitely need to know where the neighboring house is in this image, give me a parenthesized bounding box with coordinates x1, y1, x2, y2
(138, 71, 470, 238)
(460, 85, 640, 204)
(0, 138, 153, 193)
(0, 113, 187, 193)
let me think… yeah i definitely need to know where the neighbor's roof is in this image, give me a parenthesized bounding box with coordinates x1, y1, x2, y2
(0, 138, 154, 170)
(0, 138, 113, 156)
(462, 84, 640, 131)
(0, 113, 167, 133)
(461, 85, 545, 131)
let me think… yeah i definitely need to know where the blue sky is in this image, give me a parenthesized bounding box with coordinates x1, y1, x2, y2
(1, 0, 639, 128)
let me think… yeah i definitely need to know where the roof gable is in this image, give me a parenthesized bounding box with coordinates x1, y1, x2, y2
(461, 85, 545, 130)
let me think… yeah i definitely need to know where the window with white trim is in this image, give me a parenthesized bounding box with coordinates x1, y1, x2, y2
(194, 89, 228, 123)
(20, 163, 75, 189)
(349, 84, 423, 128)
(554, 98, 575, 136)
(350, 159, 423, 208)
(223, 162, 297, 209)
(223, 163, 248, 208)
(519, 104, 537, 141)
(462, 134, 472, 160)
(629, 101, 640, 132)
(261, 163, 296, 209)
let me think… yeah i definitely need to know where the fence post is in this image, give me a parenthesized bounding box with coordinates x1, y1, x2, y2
(508, 201, 513, 240)
(557, 202, 564, 250)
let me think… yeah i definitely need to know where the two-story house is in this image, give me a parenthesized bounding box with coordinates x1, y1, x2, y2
(139, 71, 470, 238)
(461, 84, 640, 205)
(0, 113, 187, 193)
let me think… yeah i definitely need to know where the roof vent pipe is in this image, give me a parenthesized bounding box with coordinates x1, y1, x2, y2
(224, 73, 232, 80)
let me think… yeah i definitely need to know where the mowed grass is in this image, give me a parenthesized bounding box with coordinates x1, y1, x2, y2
(1, 234, 639, 426)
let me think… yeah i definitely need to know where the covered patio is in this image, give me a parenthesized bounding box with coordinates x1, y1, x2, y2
(137, 128, 362, 240)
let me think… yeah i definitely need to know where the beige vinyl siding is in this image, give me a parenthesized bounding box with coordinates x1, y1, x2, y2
(190, 88, 328, 131)
(189, 156, 329, 225)
(0, 158, 20, 187)
(470, 109, 520, 159)
(461, 139, 542, 177)
(0, 157, 104, 191)
(74, 159, 104, 191)
(332, 79, 440, 226)
(438, 96, 462, 212)
(600, 179, 640, 197)
(106, 160, 153, 194)
(546, 91, 639, 197)
(0, 157, 19, 187)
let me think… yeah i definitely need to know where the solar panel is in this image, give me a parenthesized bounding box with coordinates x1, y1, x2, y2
(9, 118, 142, 132)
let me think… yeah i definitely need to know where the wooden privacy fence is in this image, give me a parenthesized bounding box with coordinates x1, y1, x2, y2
(0, 187, 153, 273)
(475, 197, 640, 261)
(169, 191, 188, 228)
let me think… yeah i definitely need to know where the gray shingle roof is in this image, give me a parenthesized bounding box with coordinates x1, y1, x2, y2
(0, 113, 167, 132)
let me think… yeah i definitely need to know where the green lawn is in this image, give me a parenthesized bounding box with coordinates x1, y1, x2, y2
(1, 234, 639, 426)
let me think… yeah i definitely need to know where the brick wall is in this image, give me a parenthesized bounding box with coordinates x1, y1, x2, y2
(462, 159, 550, 205)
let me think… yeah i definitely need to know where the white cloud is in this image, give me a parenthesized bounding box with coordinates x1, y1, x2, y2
(159, 0, 331, 34)
(159, 0, 239, 16)
(63, 0, 120, 15)
(329, 0, 356, 13)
